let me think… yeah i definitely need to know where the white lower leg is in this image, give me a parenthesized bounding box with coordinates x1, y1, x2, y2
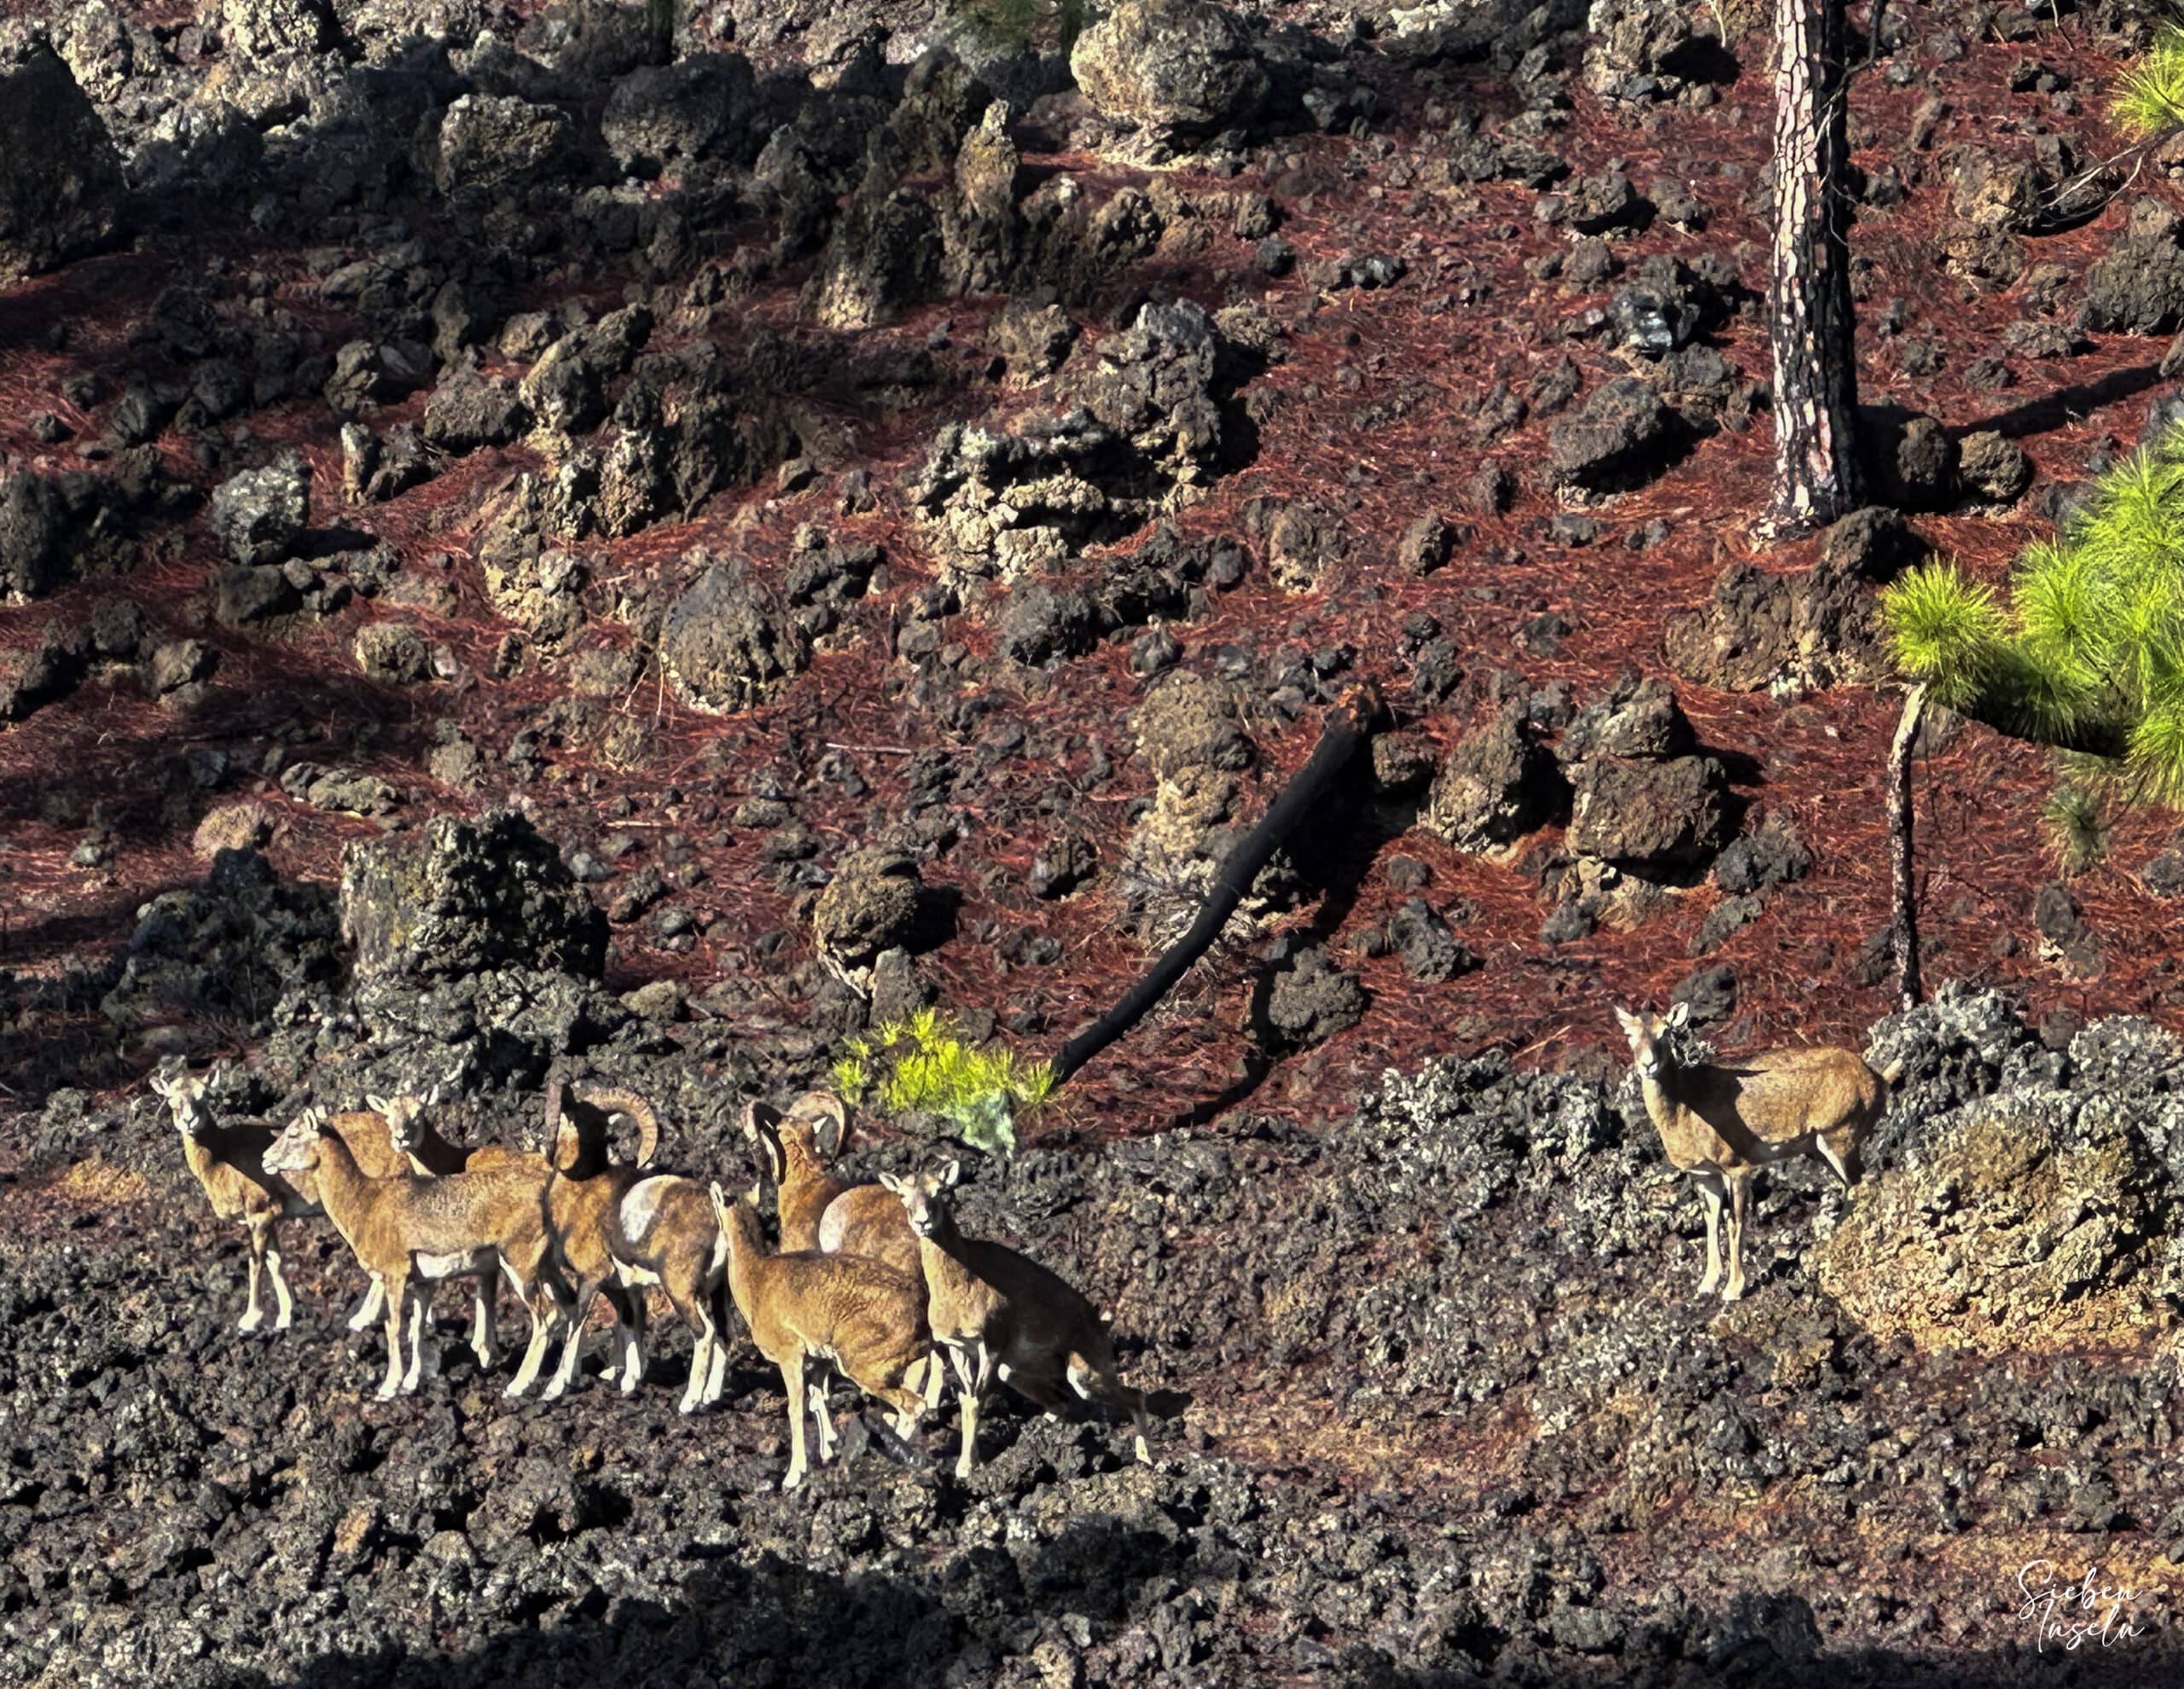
(1697, 1182, 1723, 1296)
(239, 1249, 265, 1332)
(505, 1291, 558, 1397)
(678, 1320, 713, 1415)
(783, 1355, 809, 1490)
(379, 1291, 406, 1400)
(810, 1371, 837, 1461)
(402, 1291, 428, 1392)
(545, 1299, 590, 1399)
(471, 1278, 497, 1368)
(950, 1346, 979, 1480)
(266, 1249, 295, 1331)
(704, 1322, 729, 1403)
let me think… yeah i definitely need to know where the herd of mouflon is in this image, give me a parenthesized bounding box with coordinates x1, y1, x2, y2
(154, 1065, 1152, 1489)
(157, 1002, 1890, 1489)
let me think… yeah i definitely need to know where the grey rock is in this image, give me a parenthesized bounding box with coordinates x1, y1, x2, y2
(340, 810, 608, 981)
(1071, 0, 1273, 151)
(659, 555, 810, 714)
(209, 455, 311, 568)
(814, 847, 923, 967)
(435, 94, 573, 198)
(1426, 706, 1565, 852)
(1567, 755, 1730, 869)
(1252, 943, 1366, 1049)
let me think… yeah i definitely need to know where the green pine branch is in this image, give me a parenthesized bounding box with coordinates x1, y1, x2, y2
(1880, 421, 2184, 810)
(2113, 24, 2184, 138)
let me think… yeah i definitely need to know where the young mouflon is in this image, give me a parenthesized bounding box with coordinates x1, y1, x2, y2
(880, 1160, 1151, 1480)
(152, 1064, 319, 1334)
(340, 1088, 502, 1353)
(1615, 1001, 1893, 1303)
(744, 1094, 937, 1428)
(711, 1181, 932, 1490)
(265, 1109, 571, 1400)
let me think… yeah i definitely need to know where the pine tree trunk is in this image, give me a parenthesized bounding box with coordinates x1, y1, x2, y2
(1766, 0, 1862, 531)
(1888, 682, 1926, 1011)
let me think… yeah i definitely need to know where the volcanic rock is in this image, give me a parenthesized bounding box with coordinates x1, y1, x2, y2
(813, 847, 924, 968)
(209, 454, 311, 568)
(1071, 0, 1273, 154)
(1425, 705, 1564, 852)
(659, 556, 810, 714)
(0, 48, 124, 284)
(340, 810, 608, 982)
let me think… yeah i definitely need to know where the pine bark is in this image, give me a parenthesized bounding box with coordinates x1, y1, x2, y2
(1888, 682, 1926, 1011)
(1767, 0, 1862, 531)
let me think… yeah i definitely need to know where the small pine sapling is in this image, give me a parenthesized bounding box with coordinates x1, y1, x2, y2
(832, 1010, 1054, 1155)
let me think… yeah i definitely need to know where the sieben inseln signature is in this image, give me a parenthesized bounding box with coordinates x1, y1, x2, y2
(2017, 1560, 2151, 1651)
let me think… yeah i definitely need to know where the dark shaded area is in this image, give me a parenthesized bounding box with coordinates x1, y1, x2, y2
(224, 1581, 2184, 1689)
(1950, 361, 2167, 444)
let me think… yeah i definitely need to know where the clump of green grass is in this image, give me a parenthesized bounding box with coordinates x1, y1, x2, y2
(832, 1007, 1054, 1156)
(2042, 781, 2111, 874)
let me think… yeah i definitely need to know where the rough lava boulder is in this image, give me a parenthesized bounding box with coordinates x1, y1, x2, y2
(1818, 1056, 2181, 1356)
(1071, 0, 1274, 154)
(0, 47, 125, 284)
(659, 554, 811, 714)
(340, 809, 609, 982)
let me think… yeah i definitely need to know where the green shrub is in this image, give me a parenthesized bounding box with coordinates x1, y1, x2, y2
(832, 1008, 1054, 1156)
(2113, 23, 2184, 138)
(2042, 781, 2111, 874)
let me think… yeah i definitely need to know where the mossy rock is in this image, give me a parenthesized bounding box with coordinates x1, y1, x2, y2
(1815, 1093, 2176, 1355)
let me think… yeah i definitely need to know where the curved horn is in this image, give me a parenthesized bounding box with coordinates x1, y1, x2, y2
(543, 1065, 577, 1173)
(749, 1111, 787, 1187)
(572, 1082, 660, 1169)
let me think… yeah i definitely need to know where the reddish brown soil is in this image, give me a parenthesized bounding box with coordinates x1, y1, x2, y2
(3, 6, 2179, 1139)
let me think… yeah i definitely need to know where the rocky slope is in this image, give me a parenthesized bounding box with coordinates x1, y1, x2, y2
(3, 833, 2181, 1684)
(6, 0, 2184, 1682)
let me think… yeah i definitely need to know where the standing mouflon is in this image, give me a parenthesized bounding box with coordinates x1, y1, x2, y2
(882, 1160, 1151, 1480)
(1616, 1001, 1891, 1303)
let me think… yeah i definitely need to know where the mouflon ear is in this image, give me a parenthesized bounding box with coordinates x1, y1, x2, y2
(938, 1158, 961, 1190)
(1612, 1007, 1641, 1042)
(1664, 1001, 1691, 1031)
(366, 1094, 395, 1117)
(752, 1117, 787, 1187)
(800, 1092, 847, 1160)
